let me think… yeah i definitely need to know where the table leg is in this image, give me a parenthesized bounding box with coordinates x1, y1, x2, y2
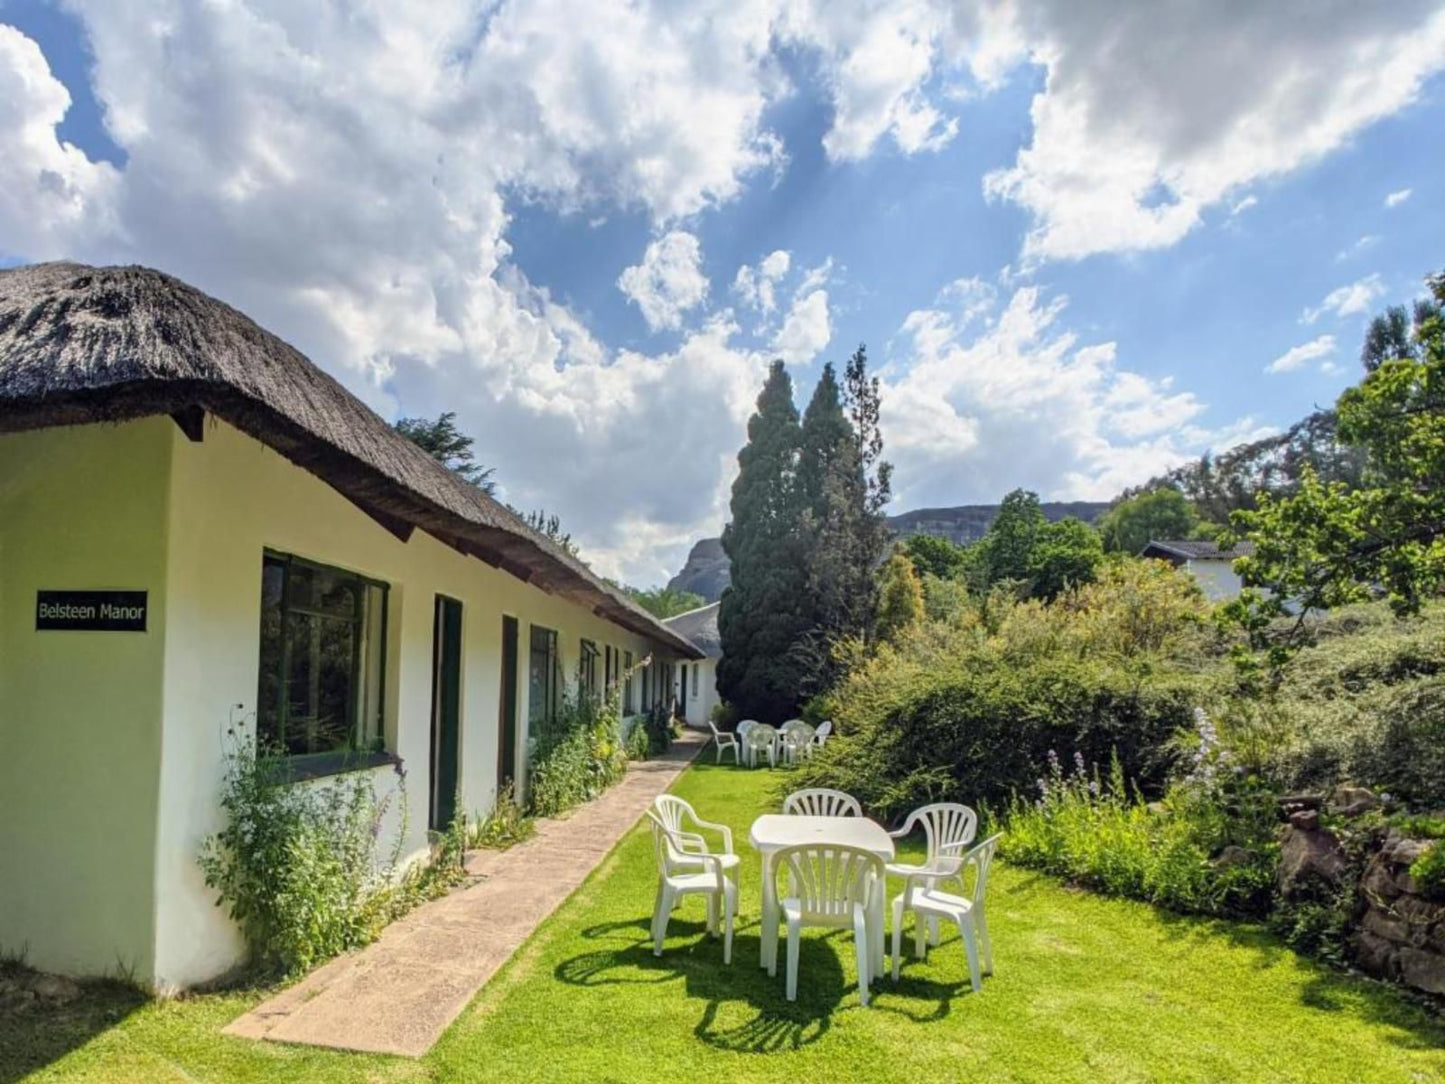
(759, 850, 775, 971)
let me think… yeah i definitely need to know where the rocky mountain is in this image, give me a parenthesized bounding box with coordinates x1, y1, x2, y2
(667, 501, 1110, 602)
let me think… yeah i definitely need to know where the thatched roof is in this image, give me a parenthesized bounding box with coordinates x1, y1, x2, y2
(1141, 539, 1255, 562)
(0, 262, 702, 658)
(662, 601, 720, 659)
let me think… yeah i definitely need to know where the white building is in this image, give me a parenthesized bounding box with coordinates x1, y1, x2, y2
(663, 601, 721, 730)
(0, 262, 702, 991)
(1140, 539, 1255, 602)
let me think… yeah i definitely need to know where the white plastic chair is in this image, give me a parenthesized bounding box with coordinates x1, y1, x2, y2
(736, 719, 759, 766)
(778, 720, 815, 766)
(890, 834, 1001, 992)
(782, 787, 862, 818)
(773, 843, 883, 1005)
(812, 720, 833, 751)
(647, 810, 737, 963)
(744, 723, 778, 769)
(706, 719, 740, 765)
(650, 794, 739, 877)
(886, 803, 978, 946)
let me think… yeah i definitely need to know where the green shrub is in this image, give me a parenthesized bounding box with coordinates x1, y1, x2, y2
(643, 701, 674, 756)
(625, 717, 652, 761)
(1002, 737, 1276, 919)
(471, 787, 534, 850)
(198, 737, 409, 977)
(528, 689, 628, 818)
(1411, 842, 1445, 902)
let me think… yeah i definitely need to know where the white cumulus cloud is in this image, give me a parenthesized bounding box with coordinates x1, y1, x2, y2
(1302, 274, 1387, 324)
(1385, 187, 1413, 208)
(617, 231, 710, 332)
(733, 249, 792, 313)
(1266, 334, 1336, 374)
(773, 288, 833, 365)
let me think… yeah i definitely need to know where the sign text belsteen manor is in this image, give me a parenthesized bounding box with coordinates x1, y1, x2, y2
(36, 590, 148, 632)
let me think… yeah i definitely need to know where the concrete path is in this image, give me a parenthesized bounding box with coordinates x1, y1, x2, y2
(225, 729, 707, 1057)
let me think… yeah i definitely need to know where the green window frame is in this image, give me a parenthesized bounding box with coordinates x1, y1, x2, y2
(257, 551, 389, 761)
(580, 639, 600, 697)
(528, 625, 559, 724)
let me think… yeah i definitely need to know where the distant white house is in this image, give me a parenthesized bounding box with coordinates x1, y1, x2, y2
(663, 601, 720, 730)
(1141, 539, 1255, 601)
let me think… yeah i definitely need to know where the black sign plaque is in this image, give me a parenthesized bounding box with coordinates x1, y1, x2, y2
(36, 590, 148, 632)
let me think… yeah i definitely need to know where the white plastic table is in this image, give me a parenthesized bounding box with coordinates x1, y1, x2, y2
(749, 814, 895, 976)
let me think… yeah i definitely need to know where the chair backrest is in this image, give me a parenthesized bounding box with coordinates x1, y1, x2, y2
(779, 718, 806, 733)
(780, 721, 815, 747)
(773, 843, 881, 920)
(707, 718, 723, 739)
(746, 723, 776, 748)
(782, 787, 862, 818)
(813, 720, 833, 743)
(905, 803, 978, 869)
(651, 794, 695, 838)
(646, 810, 691, 877)
(955, 833, 1002, 906)
(737, 719, 758, 738)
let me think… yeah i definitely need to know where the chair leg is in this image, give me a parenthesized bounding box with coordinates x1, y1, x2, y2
(960, 918, 982, 993)
(926, 877, 941, 946)
(654, 887, 673, 956)
(891, 900, 904, 981)
(914, 911, 927, 961)
(977, 908, 993, 975)
(650, 881, 665, 949)
(722, 892, 734, 965)
(785, 920, 801, 1001)
(706, 893, 718, 936)
(853, 910, 871, 1007)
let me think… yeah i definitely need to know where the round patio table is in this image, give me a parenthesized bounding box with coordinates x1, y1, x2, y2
(748, 813, 895, 978)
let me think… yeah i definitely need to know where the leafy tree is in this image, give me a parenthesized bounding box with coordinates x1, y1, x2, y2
(1098, 487, 1198, 554)
(394, 411, 495, 492)
(623, 585, 705, 619)
(876, 551, 925, 643)
(1362, 296, 1442, 371)
(718, 361, 812, 721)
(1229, 272, 1445, 666)
(902, 532, 971, 579)
(1028, 517, 1105, 601)
(978, 489, 1047, 585)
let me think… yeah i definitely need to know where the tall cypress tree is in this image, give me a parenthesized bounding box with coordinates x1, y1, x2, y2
(718, 361, 811, 721)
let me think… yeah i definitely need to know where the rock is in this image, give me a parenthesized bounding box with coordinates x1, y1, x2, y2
(1331, 785, 1378, 817)
(1280, 794, 1324, 813)
(1214, 845, 1253, 868)
(28, 972, 82, 1002)
(1362, 907, 1411, 945)
(1387, 838, 1432, 866)
(1289, 809, 1320, 831)
(1362, 857, 1403, 902)
(1398, 947, 1445, 995)
(1354, 930, 1399, 979)
(1278, 824, 1349, 897)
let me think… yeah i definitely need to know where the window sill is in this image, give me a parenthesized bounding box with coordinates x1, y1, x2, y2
(277, 750, 403, 783)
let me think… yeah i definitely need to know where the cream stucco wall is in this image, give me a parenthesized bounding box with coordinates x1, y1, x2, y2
(0, 420, 171, 982)
(1184, 558, 1244, 602)
(678, 658, 718, 730)
(1, 415, 685, 989)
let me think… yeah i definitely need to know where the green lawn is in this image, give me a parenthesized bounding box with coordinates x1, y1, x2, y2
(6, 760, 1445, 1083)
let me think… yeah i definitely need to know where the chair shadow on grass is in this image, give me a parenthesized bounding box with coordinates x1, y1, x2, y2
(556, 911, 971, 1054)
(0, 968, 149, 1084)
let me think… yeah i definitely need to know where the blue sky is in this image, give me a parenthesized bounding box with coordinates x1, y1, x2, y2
(1, 1, 1443, 584)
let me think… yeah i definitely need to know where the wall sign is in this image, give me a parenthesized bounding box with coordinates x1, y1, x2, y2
(36, 590, 148, 632)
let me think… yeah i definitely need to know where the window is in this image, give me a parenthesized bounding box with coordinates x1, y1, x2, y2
(623, 651, 634, 714)
(257, 552, 388, 759)
(528, 625, 559, 724)
(604, 645, 614, 692)
(580, 639, 600, 696)
(641, 661, 651, 710)
(692, 663, 699, 695)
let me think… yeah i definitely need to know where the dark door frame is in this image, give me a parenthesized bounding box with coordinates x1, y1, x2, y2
(429, 595, 463, 832)
(497, 614, 520, 803)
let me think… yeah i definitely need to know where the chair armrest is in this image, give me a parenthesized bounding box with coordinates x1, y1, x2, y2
(887, 810, 920, 840)
(693, 852, 730, 892)
(688, 816, 734, 854)
(669, 829, 709, 854)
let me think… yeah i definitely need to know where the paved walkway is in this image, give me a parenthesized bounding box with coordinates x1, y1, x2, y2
(225, 730, 707, 1057)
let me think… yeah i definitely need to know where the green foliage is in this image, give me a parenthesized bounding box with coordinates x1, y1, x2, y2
(973, 491, 1103, 600)
(528, 688, 629, 818)
(621, 585, 705, 619)
(625, 717, 652, 760)
(1002, 749, 1276, 919)
(1410, 842, 1445, 902)
(517, 508, 581, 559)
(1362, 295, 1442, 372)
(642, 701, 675, 756)
(901, 532, 971, 580)
(1228, 271, 1445, 668)
(1098, 487, 1197, 554)
(919, 571, 971, 624)
(393, 411, 495, 492)
(978, 488, 1046, 585)
(875, 551, 925, 643)
(1029, 517, 1104, 601)
(471, 788, 535, 850)
(718, 360, 812, 721)
(197, 737, 409, 977)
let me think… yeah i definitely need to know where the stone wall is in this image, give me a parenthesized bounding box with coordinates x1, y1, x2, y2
(1354, 834, 1445, 996)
